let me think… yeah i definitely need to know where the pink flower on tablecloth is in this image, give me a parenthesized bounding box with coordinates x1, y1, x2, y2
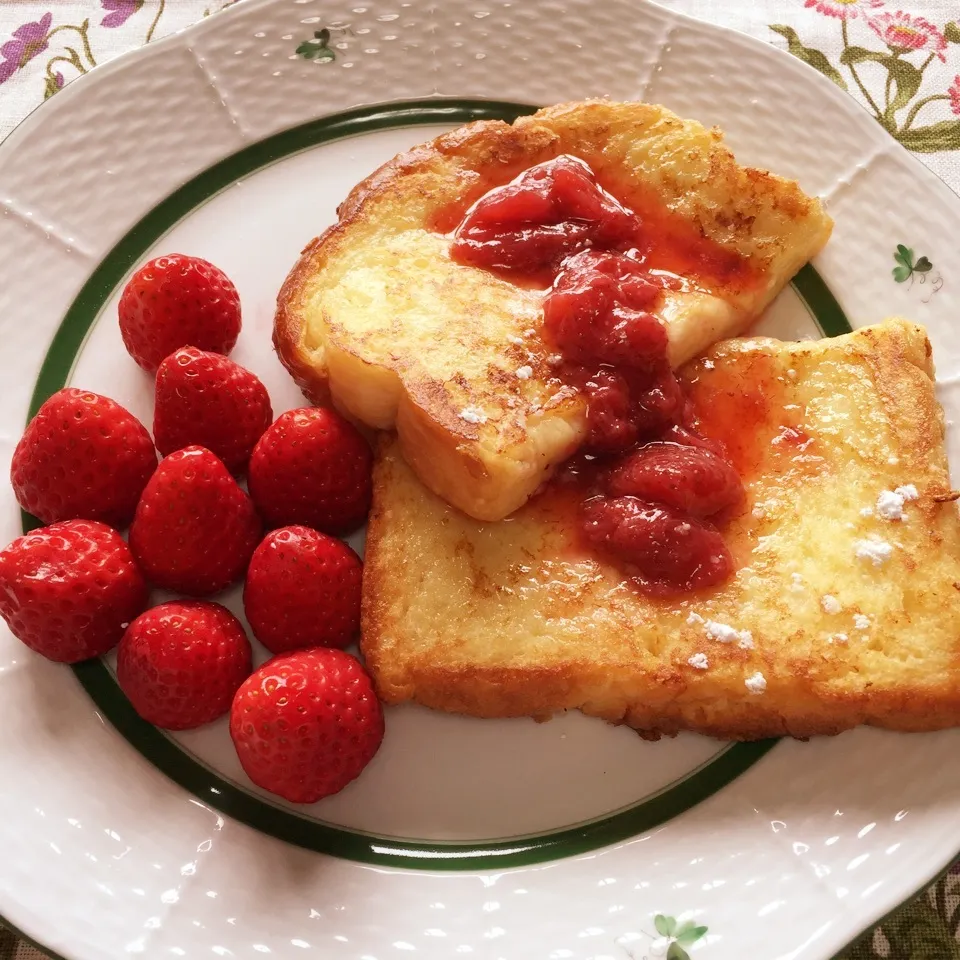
(100, 0, 144, 29)
(0, 12, 52, 84)
(950, 76, 960, 116)
(804, 0, 884, 21)
(868, 10, 948, 61)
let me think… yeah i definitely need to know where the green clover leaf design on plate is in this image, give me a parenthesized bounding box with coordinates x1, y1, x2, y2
(296, 28, 336, 62)
(650, 915, 709, 960)
(892, 243, 933, 283)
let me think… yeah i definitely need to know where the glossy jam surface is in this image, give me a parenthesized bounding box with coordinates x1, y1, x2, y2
(564, 363, 685, 455)
(448, 156, 748, 595)
(582, 497, 733, 596)
(682, 351, 824, 480)
(441, 154, 754, 291)
(543, 250, 671, 369)
(450, 156, 639, 274)
(607, 443, 744, 519)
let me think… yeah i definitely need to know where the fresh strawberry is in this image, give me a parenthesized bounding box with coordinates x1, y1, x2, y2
(0, 520, 148, 663)
(11, 388, 157, 528)
(248, 408, 372, 535)
(243, 526, 362, 654)
(129, 446, 261, 596)
(230, 648, 384, 803)
(118, 254, 241, 372)
(153, 347, 272, 474)
(117, 601, 252, 730)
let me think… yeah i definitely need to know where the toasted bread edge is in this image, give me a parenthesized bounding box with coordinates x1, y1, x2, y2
(360, 319, 960, 742)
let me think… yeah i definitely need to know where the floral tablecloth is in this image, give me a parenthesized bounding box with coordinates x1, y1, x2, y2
(1, 1, 959, 959)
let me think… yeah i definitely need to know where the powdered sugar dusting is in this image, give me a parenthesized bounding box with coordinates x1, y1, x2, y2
(896, 484, 919, 501)
(853, 613, 871, 630)
(745, 672, 767, 695)
(854, 536, 894, 565)
(515, 365, 533, 380)
(827, 633, 849, 644)
(704, 620, 753, 649)
(820, 594, 842, 615)
(687, 613, 752, 648)
(704, 621, 739, 643)
(458, 406, 487, 425)
(876, 489, 906, 520)
(875, 484, 919, 521)
(687, 653, 709, 670)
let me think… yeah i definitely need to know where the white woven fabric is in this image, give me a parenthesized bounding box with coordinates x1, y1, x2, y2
(0, 2, 232, 140)
(0, 0, 957, 187)
(657, 0, 960, 192)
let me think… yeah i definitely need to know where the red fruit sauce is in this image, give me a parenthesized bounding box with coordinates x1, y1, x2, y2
(449, 155, 752, 596)
(451, 156, 639, 274)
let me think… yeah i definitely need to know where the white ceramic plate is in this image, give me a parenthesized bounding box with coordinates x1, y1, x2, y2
(2, 1, 960, 958)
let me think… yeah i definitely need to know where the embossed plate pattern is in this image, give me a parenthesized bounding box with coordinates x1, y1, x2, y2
(1, 1, 960, 958)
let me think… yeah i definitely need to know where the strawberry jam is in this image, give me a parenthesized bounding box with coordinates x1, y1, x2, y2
(448, 155, 745, 596)
(582, 497, 733, 596)
(608, 443, 744, 519)
(451, 156, 639, 273)
(543, 250, 668, 369)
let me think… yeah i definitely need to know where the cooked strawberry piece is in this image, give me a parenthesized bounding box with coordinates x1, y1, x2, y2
(451, 156, 640, 272)
(608, 443, 744, 518)
(582, 496, 732, 594)
(543, 250, 666, 369)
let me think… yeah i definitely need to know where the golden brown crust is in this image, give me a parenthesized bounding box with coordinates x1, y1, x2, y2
(273, 229, 336, 408)
(360, 319, 960, 742)
(272, 117, 555, 409)
(364, 659, 960, 741)
(274, 99, 833, 521)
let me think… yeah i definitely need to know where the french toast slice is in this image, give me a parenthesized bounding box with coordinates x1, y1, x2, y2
(361, 319, 960, 741)
(275, 100, 833, 522)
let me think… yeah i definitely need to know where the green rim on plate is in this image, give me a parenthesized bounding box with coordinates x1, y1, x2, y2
(22, 98, 851, 871)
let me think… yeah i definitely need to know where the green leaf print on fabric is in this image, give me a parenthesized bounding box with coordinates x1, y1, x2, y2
(770, 24, 849, 89)
(883, 899, 960, 960)
(897, 118, 960, 151)
(770, 10, 960, 154)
